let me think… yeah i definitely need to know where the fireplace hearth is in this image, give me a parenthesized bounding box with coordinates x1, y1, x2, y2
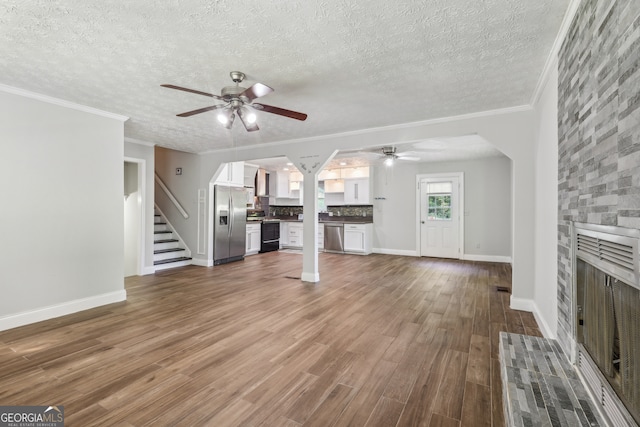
(573, 222, 640, 426)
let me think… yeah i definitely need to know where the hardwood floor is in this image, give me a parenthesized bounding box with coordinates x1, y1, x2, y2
(0, 253, 542, 426)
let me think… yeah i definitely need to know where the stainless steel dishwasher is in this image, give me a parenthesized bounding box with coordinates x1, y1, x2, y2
(323, 222, 344, 253)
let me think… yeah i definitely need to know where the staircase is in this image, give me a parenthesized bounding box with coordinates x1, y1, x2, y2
(154, 208, 192, 271)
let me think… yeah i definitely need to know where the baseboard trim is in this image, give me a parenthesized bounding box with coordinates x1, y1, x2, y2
(509, 296, 557, 340)
(372, 248, 419, 257)
(463, 254, 512, 263)
(532, 302, 557, 340)
(301, 272, 320, 283)
(191, 257, 213, 267)
(510, 295, 534, 312)
(0, 290, 127, 332)
(142, 266, 156, 275)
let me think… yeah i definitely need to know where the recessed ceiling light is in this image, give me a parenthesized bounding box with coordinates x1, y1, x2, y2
(286, 162, 293, 166)
(340, 162, 347, 166)
(283, 167, 289, 171)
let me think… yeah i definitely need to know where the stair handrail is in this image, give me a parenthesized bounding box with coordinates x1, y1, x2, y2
(155, 172, 189, 219)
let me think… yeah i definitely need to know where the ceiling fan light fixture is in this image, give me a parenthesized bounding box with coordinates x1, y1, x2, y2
(384, 157, 394, 167)
(224, 112, 235, 129)
(244, 109, 257, 124)
(217, 111, 229, 125)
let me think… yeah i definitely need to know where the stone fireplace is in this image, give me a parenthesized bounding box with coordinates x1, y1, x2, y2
(557, 0, 640, 424)
(573, 222, 640, 425)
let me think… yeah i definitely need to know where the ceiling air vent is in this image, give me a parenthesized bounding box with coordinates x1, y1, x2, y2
(574, 223, 640, 289)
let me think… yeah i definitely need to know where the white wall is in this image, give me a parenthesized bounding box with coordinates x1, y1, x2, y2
(0, 89, 127, 330)
(124, 162, 140, 277)
(124, 140, 156, 274)
(372, 156, 512, 259)
(532, 62, 559, 338)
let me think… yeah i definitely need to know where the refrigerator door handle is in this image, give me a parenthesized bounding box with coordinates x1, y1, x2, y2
(229, 193, 233, 237)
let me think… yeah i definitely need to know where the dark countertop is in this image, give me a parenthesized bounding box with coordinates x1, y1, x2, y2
(272, 216, 373, 224)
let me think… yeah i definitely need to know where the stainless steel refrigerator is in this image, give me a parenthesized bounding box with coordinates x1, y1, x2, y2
(214, 185, 247, 265)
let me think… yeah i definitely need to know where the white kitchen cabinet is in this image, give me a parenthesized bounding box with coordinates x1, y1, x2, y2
(344, 178, 370, 204)
(245, 223, 261, 255)
(344, 223, 373, 254)
(271, 171, 291, 198)
(319, 169, 341, 180)
(279, 222, 289, 248)
(324, 179, 345, 193)
(318, 223, 324, 250)
(287, 222, 303, 248)
(289, 170, 304, 182)
(281, 221, 324, 250)
(215, 161, 245, 187)
(340, 167, 369, 179)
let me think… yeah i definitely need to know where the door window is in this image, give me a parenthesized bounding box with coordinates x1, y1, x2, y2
(426, 182, 452, 221)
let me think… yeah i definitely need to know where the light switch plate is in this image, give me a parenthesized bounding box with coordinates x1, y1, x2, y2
(176, 167, 182, 175)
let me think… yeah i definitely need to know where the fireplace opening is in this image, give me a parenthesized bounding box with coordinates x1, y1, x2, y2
(576, 259, 640, 424)
(573, 223, 640, 426)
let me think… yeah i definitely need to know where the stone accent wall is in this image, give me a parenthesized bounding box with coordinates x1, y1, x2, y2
(557, 0, 640, 352)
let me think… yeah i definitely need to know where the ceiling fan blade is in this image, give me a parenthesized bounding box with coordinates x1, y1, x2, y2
(253, 103, 307, 121)
(240, 83, 274, 101)
(176, 104, 227, 117)
(398, 156, 420, 161)
(237, 108, 259, 132)
(161, 84, 224, 100)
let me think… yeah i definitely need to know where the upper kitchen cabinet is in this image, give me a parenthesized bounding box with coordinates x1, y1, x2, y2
(318, 169, 341, 180)
(344, 178, 370, 204)
(340, 167, 369, 179)
(324, 179, 345, 193)
(271, 171, 291, 198)
(215, 162, 244, 187)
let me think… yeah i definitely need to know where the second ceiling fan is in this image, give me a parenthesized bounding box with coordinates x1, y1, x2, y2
(162, 71, 307, 132)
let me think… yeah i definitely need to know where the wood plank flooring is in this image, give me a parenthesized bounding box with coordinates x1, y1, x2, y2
(0, 252, 542, 426)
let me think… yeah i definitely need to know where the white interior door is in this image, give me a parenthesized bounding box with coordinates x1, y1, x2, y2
(420, 176, 461, 259)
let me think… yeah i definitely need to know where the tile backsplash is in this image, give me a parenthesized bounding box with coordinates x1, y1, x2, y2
(269, 205, 373, 218)
(327, 205, 373, 217)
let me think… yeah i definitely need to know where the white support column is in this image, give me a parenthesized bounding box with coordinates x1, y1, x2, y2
(288, 150, 338, 283)
(300, 176, 320, 282)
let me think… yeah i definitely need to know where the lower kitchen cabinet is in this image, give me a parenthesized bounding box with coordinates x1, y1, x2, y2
(344, 223, 373, 254)
(245, 223, 261, 255)
(317, 224, 324, 250)
(281, 221, 325, 250)
(287, 222, 303, 248)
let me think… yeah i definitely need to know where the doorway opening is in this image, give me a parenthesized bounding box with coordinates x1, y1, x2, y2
(418, 173, 463, 259)
(124, 158, 146, 276)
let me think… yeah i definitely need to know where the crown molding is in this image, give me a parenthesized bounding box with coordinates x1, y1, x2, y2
(0, 83, 129, 122)
(530, 0, 582, 106)
(125, 137, 156, 147)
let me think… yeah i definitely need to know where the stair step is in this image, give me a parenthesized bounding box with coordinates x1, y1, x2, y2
(154, 248, 185, 254)
(154, 230, 172, 234)
(154, 239, 179, 244)
(154, 256, 192, 266)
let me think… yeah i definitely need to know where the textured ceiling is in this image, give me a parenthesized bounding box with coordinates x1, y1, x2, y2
(1, 0, 569, 154)
(252, 135, 505, 171)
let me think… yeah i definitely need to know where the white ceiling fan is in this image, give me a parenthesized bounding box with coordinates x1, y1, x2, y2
(378, 146, 420, 166)
(162, 71, 307, 132)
